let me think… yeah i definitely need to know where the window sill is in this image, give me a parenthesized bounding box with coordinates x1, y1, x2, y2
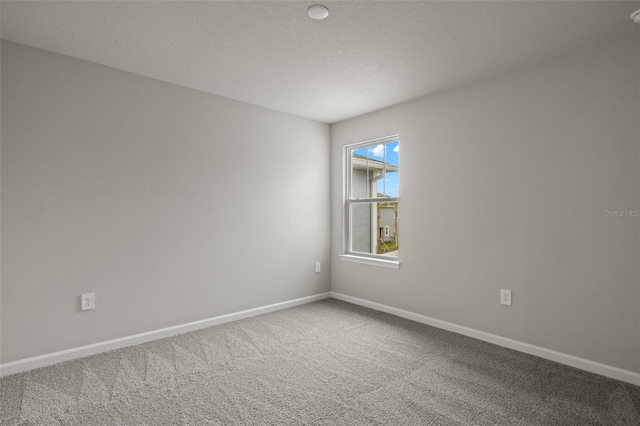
(339, 254, 400, 269)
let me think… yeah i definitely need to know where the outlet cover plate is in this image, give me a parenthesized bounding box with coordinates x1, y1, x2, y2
(500, 289, 512, 306)
(81, 292, 96, 311)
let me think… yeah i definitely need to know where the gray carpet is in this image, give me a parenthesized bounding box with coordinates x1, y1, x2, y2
(1, 299, 639, 425)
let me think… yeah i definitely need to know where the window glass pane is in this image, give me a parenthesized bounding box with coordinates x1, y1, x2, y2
(350, 141, 399, 199)
(350, 147, 371, 198)
(351, 202, 399, 256)
(375, 140, 399, 198)
(377, 201, 398, 255)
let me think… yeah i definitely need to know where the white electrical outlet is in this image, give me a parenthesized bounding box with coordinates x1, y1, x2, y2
(81, 292, 96, 311)
(315, 261, 321, 273)
(500, 289, 512, 306)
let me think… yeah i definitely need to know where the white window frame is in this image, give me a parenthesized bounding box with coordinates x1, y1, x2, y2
(340, 135, 400, 269)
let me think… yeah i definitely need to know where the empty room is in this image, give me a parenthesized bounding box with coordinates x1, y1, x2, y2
(1, 1, 639, 424)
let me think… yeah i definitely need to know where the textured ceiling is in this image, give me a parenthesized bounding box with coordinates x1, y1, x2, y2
(1, 1, 639, 123)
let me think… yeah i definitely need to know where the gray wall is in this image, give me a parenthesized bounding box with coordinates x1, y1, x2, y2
(1, 41, 331, 363)
(331, 35, 640, 373)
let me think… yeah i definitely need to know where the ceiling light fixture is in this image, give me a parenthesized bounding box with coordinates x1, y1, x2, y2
(632, 9, 640, 23)
(308, 5, 329, 20)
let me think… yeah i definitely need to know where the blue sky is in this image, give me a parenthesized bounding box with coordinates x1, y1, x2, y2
(354, 140, 399, 197)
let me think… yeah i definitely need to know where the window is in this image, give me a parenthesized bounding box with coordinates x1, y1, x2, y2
(342, 135, 399, 268)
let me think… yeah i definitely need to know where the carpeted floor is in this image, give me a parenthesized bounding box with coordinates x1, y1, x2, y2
(1, 299, 639, 425)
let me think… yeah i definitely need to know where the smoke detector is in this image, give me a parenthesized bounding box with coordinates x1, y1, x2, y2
(308, 5, 329, 20)
(631, 9, 640, 23)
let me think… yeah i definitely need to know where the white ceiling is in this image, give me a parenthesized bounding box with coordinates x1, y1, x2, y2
(1, 1, 639, 123)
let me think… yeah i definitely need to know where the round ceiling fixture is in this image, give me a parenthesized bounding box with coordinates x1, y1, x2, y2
(632, 9, 640, 23)
(308, 5, 329, 20)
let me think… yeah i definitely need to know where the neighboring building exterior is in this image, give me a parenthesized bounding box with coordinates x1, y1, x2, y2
(379, 205, 396, 244)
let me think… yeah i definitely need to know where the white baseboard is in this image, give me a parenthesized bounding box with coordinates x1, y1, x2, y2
(330, 291, 640, 386)
(0, 292, 331, 377)
(4, 290, 639, 386)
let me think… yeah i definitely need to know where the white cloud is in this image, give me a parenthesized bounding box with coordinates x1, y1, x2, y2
(370, 144, 385, 158)
(393, 145, 399, 152)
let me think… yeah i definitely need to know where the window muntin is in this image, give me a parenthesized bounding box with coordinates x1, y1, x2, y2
(345, 136, 399, 260)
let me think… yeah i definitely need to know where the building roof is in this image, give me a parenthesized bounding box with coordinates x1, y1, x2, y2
(352, 154, 399, 173)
